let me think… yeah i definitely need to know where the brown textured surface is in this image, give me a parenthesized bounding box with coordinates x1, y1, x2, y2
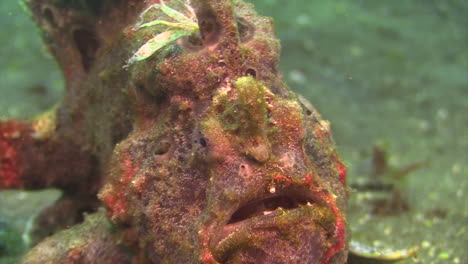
(1, 0, 347, 263)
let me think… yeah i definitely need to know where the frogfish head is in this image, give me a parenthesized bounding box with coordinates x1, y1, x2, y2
(99, 0, 348, 263)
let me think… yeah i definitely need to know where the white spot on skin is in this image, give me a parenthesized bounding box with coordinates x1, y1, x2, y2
(279, 152, 295, 169)
(269, 186, 276, 193)
(319, 120, 331, 135)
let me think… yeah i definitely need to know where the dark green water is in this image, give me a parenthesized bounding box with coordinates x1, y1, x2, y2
(1, 1, 467, 263)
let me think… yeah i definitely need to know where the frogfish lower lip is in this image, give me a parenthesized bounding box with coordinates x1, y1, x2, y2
(210, 193, 334, 263)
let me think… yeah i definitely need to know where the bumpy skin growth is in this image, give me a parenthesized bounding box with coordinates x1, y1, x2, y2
(1, 0, 348, 263)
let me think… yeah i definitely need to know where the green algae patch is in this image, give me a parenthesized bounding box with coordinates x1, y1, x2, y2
(207, 76, 270, 138)
(212, 89, 241, 132)
(235, 76, 269, 135)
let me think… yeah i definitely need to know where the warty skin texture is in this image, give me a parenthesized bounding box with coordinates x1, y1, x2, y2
(0, 0, 348, 263)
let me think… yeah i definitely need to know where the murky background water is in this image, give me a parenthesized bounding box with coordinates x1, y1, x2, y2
(1, 0, 467, 263)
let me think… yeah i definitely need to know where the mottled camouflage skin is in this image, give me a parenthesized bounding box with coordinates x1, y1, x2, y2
(0, 0, 347, 263)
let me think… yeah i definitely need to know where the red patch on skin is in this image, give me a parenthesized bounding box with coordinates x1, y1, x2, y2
(0, 141, 20, 187)
(66, 248, 83, 261)
(0, 121, 28, 188)
(336, 160, 347, 185)
(304, 173, 346, 264)
(200, 251, 216, 264)
(101, 151, 136, 221)
(273, 173, 292, 183)
(304, 172, 314, 187)
(198, 226, 217, 264)
(120, 153, 136, 185)
(101, 191, 127, 220)
(320, 191, 345, 264)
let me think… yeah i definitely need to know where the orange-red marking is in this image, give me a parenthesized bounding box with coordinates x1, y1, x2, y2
(273, 173, 292, 183)
(0, 121, 28, 188)
(336, 160, 347, 185)
(304, 173, 346, 264)
(101, 191, 127, 220)
(200, 251, 216, 264)
(120, 153, 136, 185)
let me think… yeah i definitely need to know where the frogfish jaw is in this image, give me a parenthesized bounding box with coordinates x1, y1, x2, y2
(199, 169, 347, 264)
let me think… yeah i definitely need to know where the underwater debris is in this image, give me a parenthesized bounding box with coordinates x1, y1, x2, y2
(348, 240, 419, 264)
(351, 145, 426, 216)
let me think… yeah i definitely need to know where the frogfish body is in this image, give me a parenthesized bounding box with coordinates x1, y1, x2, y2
(0, 0, 347, 263)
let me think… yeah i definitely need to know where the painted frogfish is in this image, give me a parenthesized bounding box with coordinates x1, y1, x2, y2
(0, 0, 348, 263)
